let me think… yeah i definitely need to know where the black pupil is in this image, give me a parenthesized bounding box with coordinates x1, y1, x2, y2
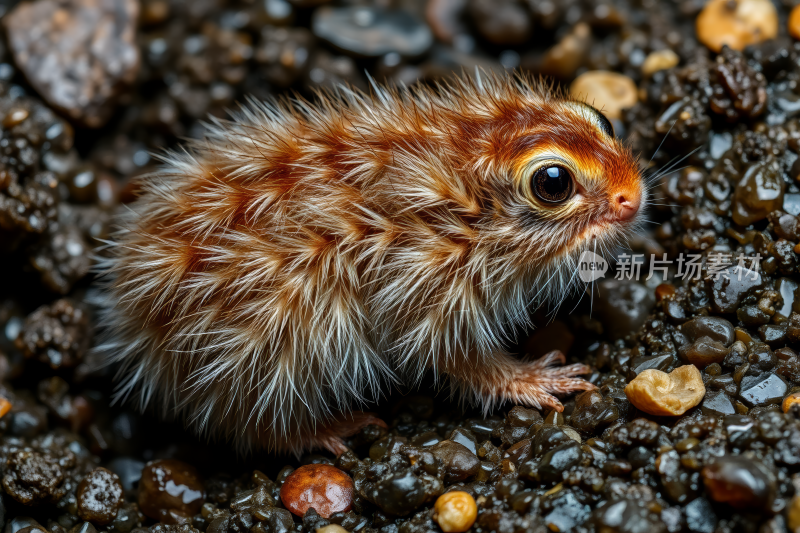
(533, 166, 572, 203)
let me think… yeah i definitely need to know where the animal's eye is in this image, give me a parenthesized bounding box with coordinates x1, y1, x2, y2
(531, 165, 574, 204)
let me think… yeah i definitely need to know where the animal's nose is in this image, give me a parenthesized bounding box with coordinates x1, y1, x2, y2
(613, 191, 640, 221)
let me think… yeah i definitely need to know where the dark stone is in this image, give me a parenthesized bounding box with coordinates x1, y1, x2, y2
(77, 468, 123, 525)
(739, 373, 787, 407)
(4, 0, 140, 127)
(428, 440, 479, 483)
(630, 352, 677, 375)
(312, 6, 433, 58)
(538, 441, 582, 483)
(702, 456, 776, 511)
(595, 280, 655, 339)
(710, 265, 766, 313)
(684, 497, 718, 533)
(367, 471, 426, 516)
(590, 498, 667, 533)
(681, 316, 735, 345)
(701, 391, 737, 416)
(570, 390, 619, 434)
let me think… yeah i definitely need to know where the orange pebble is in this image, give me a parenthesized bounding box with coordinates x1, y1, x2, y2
(791, 5, 800, 40)
(280, 464, 354, 518)
(0, 397, 11, 418)
(783, 392, 800, 413)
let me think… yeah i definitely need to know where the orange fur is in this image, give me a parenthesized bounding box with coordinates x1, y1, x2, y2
(95, 72, 644, 455)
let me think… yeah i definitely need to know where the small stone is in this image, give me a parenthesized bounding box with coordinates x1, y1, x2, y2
(279, 465, 353, 518)
(538, 442, 582, 483)
(316, 526, 349, 533)
(710, 265, 766, 314)
(594, 280, 654, 339)
(433, 491, 477, 533)
(429, 441, 480, 483)
(681, 317, 735, 346)
(4, 0, 140, 127)
(732, 161, 784, 226)
(468, 0, 532, 45)
(590, 499, 667, 533)
(790, 5, 800, 41)
(701, 391, 737, 417)
(15, 299, 90, 368)
(312, 6, 432, 58)
(2, 450, 67, 505)
(570, 390, 619, 434)
(641, 49, 680, 77)
(363, 470, 426, 516)
(570, 71, 638, 120)
(77, 468, 123, 525)
(138, 460, 205, 522)
(738, 373, 787, 407)
(702, 456, 775, 510)
(0, 398, 11, 419)
(696, 0, 778, 52)
(625, 365, 705, 416)
(684, 497, 718, 533)
(539, 23, 592, 79)
(788, 495, 800, 531)
(783, 392, 800, 413)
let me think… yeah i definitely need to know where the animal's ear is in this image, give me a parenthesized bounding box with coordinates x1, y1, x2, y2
(564, 101, 615, 138)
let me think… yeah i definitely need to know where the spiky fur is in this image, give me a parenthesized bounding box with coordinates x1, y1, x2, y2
(95, 72, 644, 455)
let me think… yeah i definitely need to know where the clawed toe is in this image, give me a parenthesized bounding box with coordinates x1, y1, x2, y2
(315, 411, 387, 456)
(508, 351, 596, 411)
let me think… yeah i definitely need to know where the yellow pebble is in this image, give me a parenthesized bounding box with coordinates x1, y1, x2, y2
(625, 365, 706, 416)
(570, 70, 637, 120)
(696, 0, 778, 52)
(316, 526, 350, 533)
(641, 49, 680, 77)
(433, 491, 477, 533)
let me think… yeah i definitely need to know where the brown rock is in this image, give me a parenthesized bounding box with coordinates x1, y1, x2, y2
(280, 464, 354, 518)
(4, 0, 140, 128)
(138, 460, 205, 522)
(696, 0, 778, 52)
(77, 467, 124, 525)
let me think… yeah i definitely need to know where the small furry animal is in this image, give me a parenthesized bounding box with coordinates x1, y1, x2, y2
(96, 72, 644, 455)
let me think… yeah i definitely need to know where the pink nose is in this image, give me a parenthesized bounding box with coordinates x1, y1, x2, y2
(614, 191, 640, 221)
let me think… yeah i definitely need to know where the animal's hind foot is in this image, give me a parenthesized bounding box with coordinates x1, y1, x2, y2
(504, 350, 596, 412)
(314, 411, 387, 456)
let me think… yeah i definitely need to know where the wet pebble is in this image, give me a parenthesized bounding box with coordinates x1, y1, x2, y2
(312, 6, 432, 58)
(702, 456, 775, 510)
(738, 373, 787, 407)
(138, 460, 205, 522)
(280, 464, 353, 518)
(76, 468, 123, 525)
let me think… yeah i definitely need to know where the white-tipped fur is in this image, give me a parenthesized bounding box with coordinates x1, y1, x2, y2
(94, 72, 643, 454)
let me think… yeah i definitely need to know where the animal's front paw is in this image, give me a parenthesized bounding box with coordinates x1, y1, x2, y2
(314, 411, 387, 456)
(505, 350, 596, 412)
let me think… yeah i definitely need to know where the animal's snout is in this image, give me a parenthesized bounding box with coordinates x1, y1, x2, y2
(612, 190, 640, 221)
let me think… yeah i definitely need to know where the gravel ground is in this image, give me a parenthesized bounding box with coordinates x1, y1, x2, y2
(2, 0, 800, 532)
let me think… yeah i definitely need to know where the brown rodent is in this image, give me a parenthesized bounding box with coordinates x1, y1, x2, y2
(96, 72, 644, 455)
